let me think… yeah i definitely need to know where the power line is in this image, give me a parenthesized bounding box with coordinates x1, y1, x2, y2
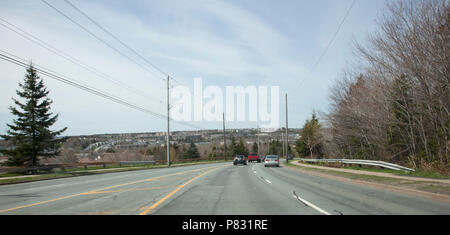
(41, 0, 165, 82)
(0, 49, 133, 107)
(0, 52, 165, 119)
(44, 0, 205, 107)
(0, 17, 164, 105)
(63, 0, 205, 106)
(0, 51, 204, 130)
(64, 0, 169, 78)
(287, 0, 357, 94)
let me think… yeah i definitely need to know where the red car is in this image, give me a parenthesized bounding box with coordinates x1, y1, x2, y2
(247, 153, 260, 163)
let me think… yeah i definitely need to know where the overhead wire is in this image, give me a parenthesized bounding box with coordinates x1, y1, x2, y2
(61, 0, 206, 107)
(287, 0, 357, 94)
(0, 50, 204, 130)
(0, 17, 164, 105)
(41, 0, 165, 82)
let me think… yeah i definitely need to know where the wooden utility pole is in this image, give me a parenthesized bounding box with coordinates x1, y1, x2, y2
(285, 93, 289, 163)
(167, 76, 171, 167)
(223, 112, 227, 161)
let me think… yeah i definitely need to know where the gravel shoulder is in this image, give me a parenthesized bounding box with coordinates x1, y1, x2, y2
(285, 161, 450, 203)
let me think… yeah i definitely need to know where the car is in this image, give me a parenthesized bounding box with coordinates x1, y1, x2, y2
(247, 152, 260, 163)
(233, 155, 247, 165)
(259, 155, 265, 162)
(264, 155, 280, 167)
(287, 154, 294, 160)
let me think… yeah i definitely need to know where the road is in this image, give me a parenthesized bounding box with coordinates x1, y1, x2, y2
(0, 161, 449, 215)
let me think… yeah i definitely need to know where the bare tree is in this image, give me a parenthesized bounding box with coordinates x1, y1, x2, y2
(326, 0, 449, 173)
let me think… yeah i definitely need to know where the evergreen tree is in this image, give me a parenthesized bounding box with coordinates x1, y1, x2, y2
(300, 112, 323, 158)
(184, 142, 200, 159)
(296, 138, 308, 157)
(0, 64, 67, 166)
(268, 140, 282, 155)
(389, 74, 420, 162)
(235, 139, 249, 156)
(230, 136, 238, 155)
(252, 141, 258, 153)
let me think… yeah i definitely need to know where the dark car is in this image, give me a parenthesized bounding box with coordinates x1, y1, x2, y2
(233, 155, 247, 165)
(259, 155, 265, 162)
(287, 154, 294, 160)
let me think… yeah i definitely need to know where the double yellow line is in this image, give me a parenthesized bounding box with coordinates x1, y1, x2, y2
(0, 165, 226, 214)
(139, 166, 223, 215)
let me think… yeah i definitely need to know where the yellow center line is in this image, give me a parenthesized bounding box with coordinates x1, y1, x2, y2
(81, 186, 172, 195)
(139, 165, 227, 215)
(0, 165, 224, 214)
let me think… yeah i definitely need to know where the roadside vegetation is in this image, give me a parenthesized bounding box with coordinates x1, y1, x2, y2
(296, 160, 450, 179)
(295, 0, 449, 176)
(0, 64, 67, 167)
(0, 159, 228, 185)
(283, 161, 450, 197)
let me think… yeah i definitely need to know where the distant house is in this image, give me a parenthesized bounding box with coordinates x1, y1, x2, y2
(0, 156, 8, 166)
(185, 135, 202, 143)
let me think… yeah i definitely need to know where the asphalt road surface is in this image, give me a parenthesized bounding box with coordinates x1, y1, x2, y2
(0, 162, 449, 215)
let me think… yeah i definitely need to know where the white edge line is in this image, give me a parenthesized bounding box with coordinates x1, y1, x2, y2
(293, 194, 331, 215)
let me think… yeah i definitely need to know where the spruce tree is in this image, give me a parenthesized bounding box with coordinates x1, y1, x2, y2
(252, 141, 258, 153)
(300, 112, 323, 158)
(0, 64, 67, 166)
(184, 142, 200, 159)
(235, 139, 249, 156)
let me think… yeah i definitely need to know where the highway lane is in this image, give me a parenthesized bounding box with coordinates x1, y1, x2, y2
(0, 163, 228, 215)
(152, 162, 315, 215)
(253, 163, 450, 215)
(151, 162, 450, 215)
(0, 161, 449, 215)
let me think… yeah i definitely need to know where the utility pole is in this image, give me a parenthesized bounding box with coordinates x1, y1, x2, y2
(167, 76, 171, 167)
(223, 112, 226, 161)
(285, 93, 289, 163)
(281, 132, 285, 159)
(257, 125, 260, 156)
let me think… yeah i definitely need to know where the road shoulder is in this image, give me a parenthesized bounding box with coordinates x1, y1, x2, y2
(283, 161, 450, 204)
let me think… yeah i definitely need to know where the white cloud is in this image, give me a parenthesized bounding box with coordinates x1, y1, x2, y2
(0, 0, 387, 135)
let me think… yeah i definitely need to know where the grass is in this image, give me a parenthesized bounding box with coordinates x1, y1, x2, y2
(0, 172, 25, 178)
(284, 161, 450, 197)
(401, 170, 450, 179)
(0, 159, 228, 185)
(284, 162, 402, 184)
(419, 184, 450, 195)
(298, 161, 450, 179)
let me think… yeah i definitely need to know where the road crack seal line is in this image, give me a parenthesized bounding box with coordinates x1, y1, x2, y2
(139, 165, 227, 215)
(0, 165, 223, 214)
(292, 191, 331, 215)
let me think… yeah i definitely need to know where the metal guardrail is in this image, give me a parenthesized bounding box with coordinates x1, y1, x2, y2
(299, 158, 415, 172)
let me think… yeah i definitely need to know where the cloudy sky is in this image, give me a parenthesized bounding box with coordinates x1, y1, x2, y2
(0, 0, 388, 136)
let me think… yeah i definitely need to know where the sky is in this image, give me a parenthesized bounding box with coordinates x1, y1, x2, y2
(0, 0, 389, 136)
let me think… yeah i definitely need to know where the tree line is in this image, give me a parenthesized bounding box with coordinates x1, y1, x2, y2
(296, 0, 449, 174)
